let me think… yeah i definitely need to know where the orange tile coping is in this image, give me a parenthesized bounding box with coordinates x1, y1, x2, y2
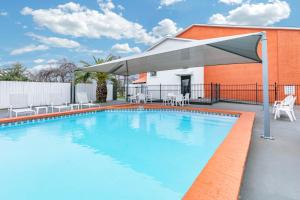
(0, 104, 255, 200)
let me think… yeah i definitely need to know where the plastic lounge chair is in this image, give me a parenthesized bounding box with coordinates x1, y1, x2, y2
(274, 96, 297, 122)
(9, 94, 36, 117)
(49, 93, 71, 112)
(77, 92, 98, 109)
(50, 102, 70, 112)
(272, 95, 294, 114)
(70, 103, 80, 110)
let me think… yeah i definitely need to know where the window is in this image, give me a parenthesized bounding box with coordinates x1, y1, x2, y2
(150, 71, 157, 77)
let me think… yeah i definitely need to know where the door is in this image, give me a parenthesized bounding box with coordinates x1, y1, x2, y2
(181, 76, 191, 97)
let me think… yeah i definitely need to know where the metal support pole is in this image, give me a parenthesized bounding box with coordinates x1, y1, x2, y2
(255, 82, 258, 104)
(261, 32, 273, 140)
(125, 61, 129, 102)
(210, 82, 213, 104)
(159, 84, 162, 101)
(71, 71, 76, 103)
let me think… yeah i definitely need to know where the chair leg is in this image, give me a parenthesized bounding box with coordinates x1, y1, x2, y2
(291, 110, 296, 120)
(286, 111, 294, 122)
(274, 110, 278, 119)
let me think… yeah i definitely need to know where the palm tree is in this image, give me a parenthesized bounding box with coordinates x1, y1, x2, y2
(77, 55, 117, 103)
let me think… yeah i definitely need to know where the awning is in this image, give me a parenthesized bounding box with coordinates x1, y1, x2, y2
(82, 32, 262, 75)
(80, 31, 271, 139)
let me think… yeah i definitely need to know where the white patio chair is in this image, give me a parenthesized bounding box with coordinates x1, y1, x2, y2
(272, 95, 294, 114)
(76, 92, 98, 109)
(146, 93, 153, 103)
(138, 93, 146, 104)
(129, 94, 137, 103)
(274, 96, 297, 122)
(166, 93, 175, 105)
(163, 96, 171, 105)
(184, 93, 190, 105)
(175, 94, 184, 107)
(9, 94, 36, 117)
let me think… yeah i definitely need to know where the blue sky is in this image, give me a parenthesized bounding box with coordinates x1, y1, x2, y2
(0, 0, 299, 71)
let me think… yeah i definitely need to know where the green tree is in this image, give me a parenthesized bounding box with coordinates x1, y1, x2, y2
(77, 55, 118, 103)
(0, 63, 29, 81)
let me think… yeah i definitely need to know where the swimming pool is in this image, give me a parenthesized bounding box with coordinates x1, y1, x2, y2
(0, 109, 237, 200)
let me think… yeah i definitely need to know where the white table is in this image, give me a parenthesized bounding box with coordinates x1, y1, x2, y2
(35, 106, 48, 114)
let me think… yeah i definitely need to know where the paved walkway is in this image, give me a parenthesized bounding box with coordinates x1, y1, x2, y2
(196, 103, 300, 200)
(0, 102, 299, 200)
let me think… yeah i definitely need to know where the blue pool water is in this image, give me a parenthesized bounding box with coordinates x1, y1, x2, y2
(0, 110, 237, 200)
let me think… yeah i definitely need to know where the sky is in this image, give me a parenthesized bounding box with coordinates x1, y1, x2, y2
(0, 0, 299, 72)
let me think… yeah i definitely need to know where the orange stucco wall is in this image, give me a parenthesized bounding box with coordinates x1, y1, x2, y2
(177, 25, 300, 85)
(139, 73, 147, 80)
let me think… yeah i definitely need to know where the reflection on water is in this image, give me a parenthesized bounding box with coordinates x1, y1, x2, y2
(0, 111, 236, 200)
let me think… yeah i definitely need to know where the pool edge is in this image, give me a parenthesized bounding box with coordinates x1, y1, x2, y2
(0, 104, 254, 200)
(183, 108, 255, 200)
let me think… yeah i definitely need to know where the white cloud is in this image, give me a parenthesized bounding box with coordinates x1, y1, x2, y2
(33, 59, 45, 63)
(29, 59, 59, 73)
(159, 0, 184, 8)
(152, 18, 182, 38)
(218, 0, 243, 5)
(21, 1, 181, 45)
(117, 5, 125, 11)
(75, 47, 103, 55)
(0, 11, 8, 16)
(209, 0, 291, 26)
(27, 33, 80, 48)
(111, 43, 141, 54)
(47, 59, 58, 64)
(10, 44, 49, 55)
(29, 64, 58, 73)
(20, 1, 154, 45)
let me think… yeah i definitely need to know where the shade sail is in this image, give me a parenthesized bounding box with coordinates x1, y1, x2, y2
(82, 32, 262, 75)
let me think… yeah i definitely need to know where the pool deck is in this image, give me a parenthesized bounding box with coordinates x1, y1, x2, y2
(0, 102, 299, 200)
(192, 103, 300, 200)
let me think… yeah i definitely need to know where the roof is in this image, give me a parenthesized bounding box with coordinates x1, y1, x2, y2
(132, 76, 147, 84)
(82, 32, 263, 75)
(176, 24, 300, 37)
(146, 37, 198, 52)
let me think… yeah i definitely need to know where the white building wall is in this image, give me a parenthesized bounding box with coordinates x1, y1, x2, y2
(146, 67, 204, 85)
(135, 38, 206, 100)
(145, 67, 204, 100)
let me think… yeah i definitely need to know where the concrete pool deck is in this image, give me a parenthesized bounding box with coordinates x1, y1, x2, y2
(0, 102, 299, 200)
(193, 103, 300, 200)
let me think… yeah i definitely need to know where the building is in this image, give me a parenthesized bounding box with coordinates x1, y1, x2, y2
(137, 24, 300, 85)
(177, 24, 300, 85)
(133, 37, 204, 98)
(134, 24, 300, 103)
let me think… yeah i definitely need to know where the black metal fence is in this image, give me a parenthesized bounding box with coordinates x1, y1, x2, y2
(121, 83, 299, 105)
